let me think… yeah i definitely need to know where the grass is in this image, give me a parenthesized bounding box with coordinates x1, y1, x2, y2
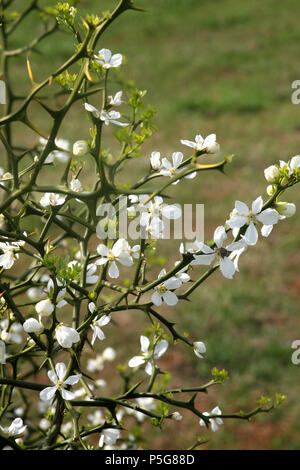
(1, 0, 300, 449)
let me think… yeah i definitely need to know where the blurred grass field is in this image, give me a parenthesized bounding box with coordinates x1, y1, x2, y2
(2, 0, 300, 449)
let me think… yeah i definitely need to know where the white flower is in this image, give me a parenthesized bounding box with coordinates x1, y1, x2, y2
(94, 48, 122, 69)
(193, 341, 206, 358)
(150, 151, 162, 171)
(181, 134, 220, 154)
(151, 268, 181, 306)
(73, 140, 88, 156)
(159, 152, 196, 183)
(90, 315, 111, 345)
(40, 192, 66, 208)
(35, 298, 54, 318)
(55, 325, 80, 349)
(102, 347, 116, 362)
(174, 262, 190, 285)
(23, 318, 44, 334)
(108, 91, 123, 106)
(96, 239, 134, 278)
(0, 242, 19, 269)
(100, 110, 128, 127)
(172, 411, 183, 421)
(226, 197, 279, 245)
(40, 362, 81, 402)
(135, 195, 181, 239)
(199, 406, 223, 432)
(0, 340, 6, 364)
(70, 178, 83, 193)
(99, 428, 120, 448)
(128, 335, 168, 376)
(264, 165, 280, 183)
(191, 226, 244, 279)
(84, 103, 128, 127)
(0, 418, 27, 436)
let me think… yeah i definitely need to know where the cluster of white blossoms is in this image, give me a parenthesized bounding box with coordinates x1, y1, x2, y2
(1, 40, 298, 447)
(87, 347, 116, 372)
(84, 48, 128, 129)
(199, 406, 223, 432)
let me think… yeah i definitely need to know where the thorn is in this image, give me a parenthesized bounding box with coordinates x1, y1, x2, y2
(85, 68, 93, 82)
(130, 5, 149, 12)
(27, 56, 35, 84)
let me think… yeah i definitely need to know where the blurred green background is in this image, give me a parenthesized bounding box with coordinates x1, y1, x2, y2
(2, 0, 300, 449)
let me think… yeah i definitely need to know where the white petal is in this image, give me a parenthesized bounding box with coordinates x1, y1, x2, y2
(154, 340, 168, 358)
(140, 335, 150, 353)
(256, 208, 278, 226)
(64, 374, 82, 386)
(61, 388, 75, 400)
(97, 244, 109, 257)
(172, 152, 183, 168)
(162, 290, 178, 306)
(251, 196, 263, 215)
(180, 139, 196, 148)
(243, 222, 258, 246)
(213, 226, 227, 248)
(55, 362, 67, 381)
(164, 277, 182, 290)
(235, 200, 249, 215)
(108, 261, 119, 278)
(161, 204, 181, 220)
(128, 355, 145, 368)
(226, 214, 248, 229)
(151, 291, 162, 306)
(40, 386, 57, 402)
(191, 253, 215, 266)
(219, 257, 236, 279)
(261, 224, 273, 237)
(145, 361, 153, 376)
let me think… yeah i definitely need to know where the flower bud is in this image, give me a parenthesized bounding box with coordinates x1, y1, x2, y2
(275, 202, 296, 218)
(206, 141, 220, 154)
(172, 411, 183, 421)
(266, 184, 277, 196)
(73, 140, 88, 156)
(264, 165, 280, 183)
(35, 298, 54, 317)
(290, 155, 300, 171)
(23, 318, 44, 334)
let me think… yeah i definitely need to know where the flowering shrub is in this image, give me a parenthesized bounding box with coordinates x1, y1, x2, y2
(0, 0, 298, 450)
